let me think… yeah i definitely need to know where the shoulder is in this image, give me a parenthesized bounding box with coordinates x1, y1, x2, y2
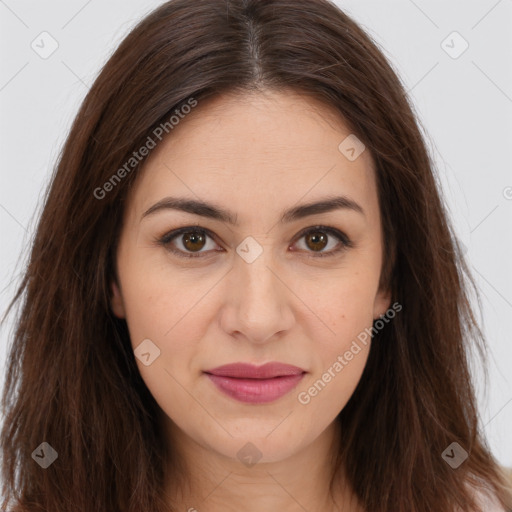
(472, 488, 507, 511)
(467, 476, 511, 512)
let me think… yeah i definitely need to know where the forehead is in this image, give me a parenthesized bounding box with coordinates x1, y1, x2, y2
(125, 90, 379, 226)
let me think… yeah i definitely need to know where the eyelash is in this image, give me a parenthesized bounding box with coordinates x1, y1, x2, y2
(157, 225, 353, 259)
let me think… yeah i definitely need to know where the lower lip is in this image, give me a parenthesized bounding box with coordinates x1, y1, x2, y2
(205, 373, 305, 404)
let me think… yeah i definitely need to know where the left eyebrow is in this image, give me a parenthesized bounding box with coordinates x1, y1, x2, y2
(140, 195, 365, 225)
(281, 195, 365, 223)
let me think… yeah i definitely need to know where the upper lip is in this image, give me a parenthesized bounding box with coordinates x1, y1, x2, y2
(205, 362, 306, 379)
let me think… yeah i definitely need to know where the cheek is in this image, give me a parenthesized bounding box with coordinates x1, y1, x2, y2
(120, 258, 215, 341)
(118, 258, 224, 391)
(294, 268, 377, 414)
(120, 268, 208, 429)
(301, 265, 379, 340)
(296, 325, 371, 422)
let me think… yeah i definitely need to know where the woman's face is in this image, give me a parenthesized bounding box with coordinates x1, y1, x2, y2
(111, 90, 390, 465)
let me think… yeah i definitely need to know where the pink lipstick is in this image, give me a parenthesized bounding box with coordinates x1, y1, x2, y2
(204, 362, 306, 404)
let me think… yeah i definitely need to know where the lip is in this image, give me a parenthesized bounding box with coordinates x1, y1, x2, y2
(204, 362, 306, 404)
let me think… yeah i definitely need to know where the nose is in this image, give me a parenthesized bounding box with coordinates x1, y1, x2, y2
(218, 245, 295, 345)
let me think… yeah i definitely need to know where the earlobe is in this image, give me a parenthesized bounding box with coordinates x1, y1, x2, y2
(373, 287, 392, 320)
(110, 280, 126, 318)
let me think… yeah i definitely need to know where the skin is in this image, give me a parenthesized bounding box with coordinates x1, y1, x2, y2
(110, 89, 391, 511)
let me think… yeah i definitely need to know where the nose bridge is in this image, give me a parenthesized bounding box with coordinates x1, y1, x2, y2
(236, 240, 282, 313)
(223, 238, 294, 343)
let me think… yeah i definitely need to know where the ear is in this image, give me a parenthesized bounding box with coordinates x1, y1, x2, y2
(110, 280, 126, 318)
(372, 285, 392, 320)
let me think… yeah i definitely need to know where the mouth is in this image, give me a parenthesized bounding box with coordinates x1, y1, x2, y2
(204, 362, 306, 404)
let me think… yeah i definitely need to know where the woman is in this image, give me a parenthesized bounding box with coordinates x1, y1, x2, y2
(1, 0, 511, 510)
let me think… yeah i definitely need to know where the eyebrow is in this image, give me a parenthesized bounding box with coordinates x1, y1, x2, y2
(141, 195, 365, 225)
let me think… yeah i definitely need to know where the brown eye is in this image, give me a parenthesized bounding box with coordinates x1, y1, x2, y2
(159, 224, 352, 260)
(159, 227, 220, 258)
(181, 231, 207, 252)
(304, 231, 328, 252)
(293, 226, 352, 258)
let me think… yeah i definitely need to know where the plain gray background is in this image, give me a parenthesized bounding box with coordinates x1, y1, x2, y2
(1, 0, 511, 469)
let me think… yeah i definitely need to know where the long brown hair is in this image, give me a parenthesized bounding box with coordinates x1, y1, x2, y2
(1, 0, 511, 510)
